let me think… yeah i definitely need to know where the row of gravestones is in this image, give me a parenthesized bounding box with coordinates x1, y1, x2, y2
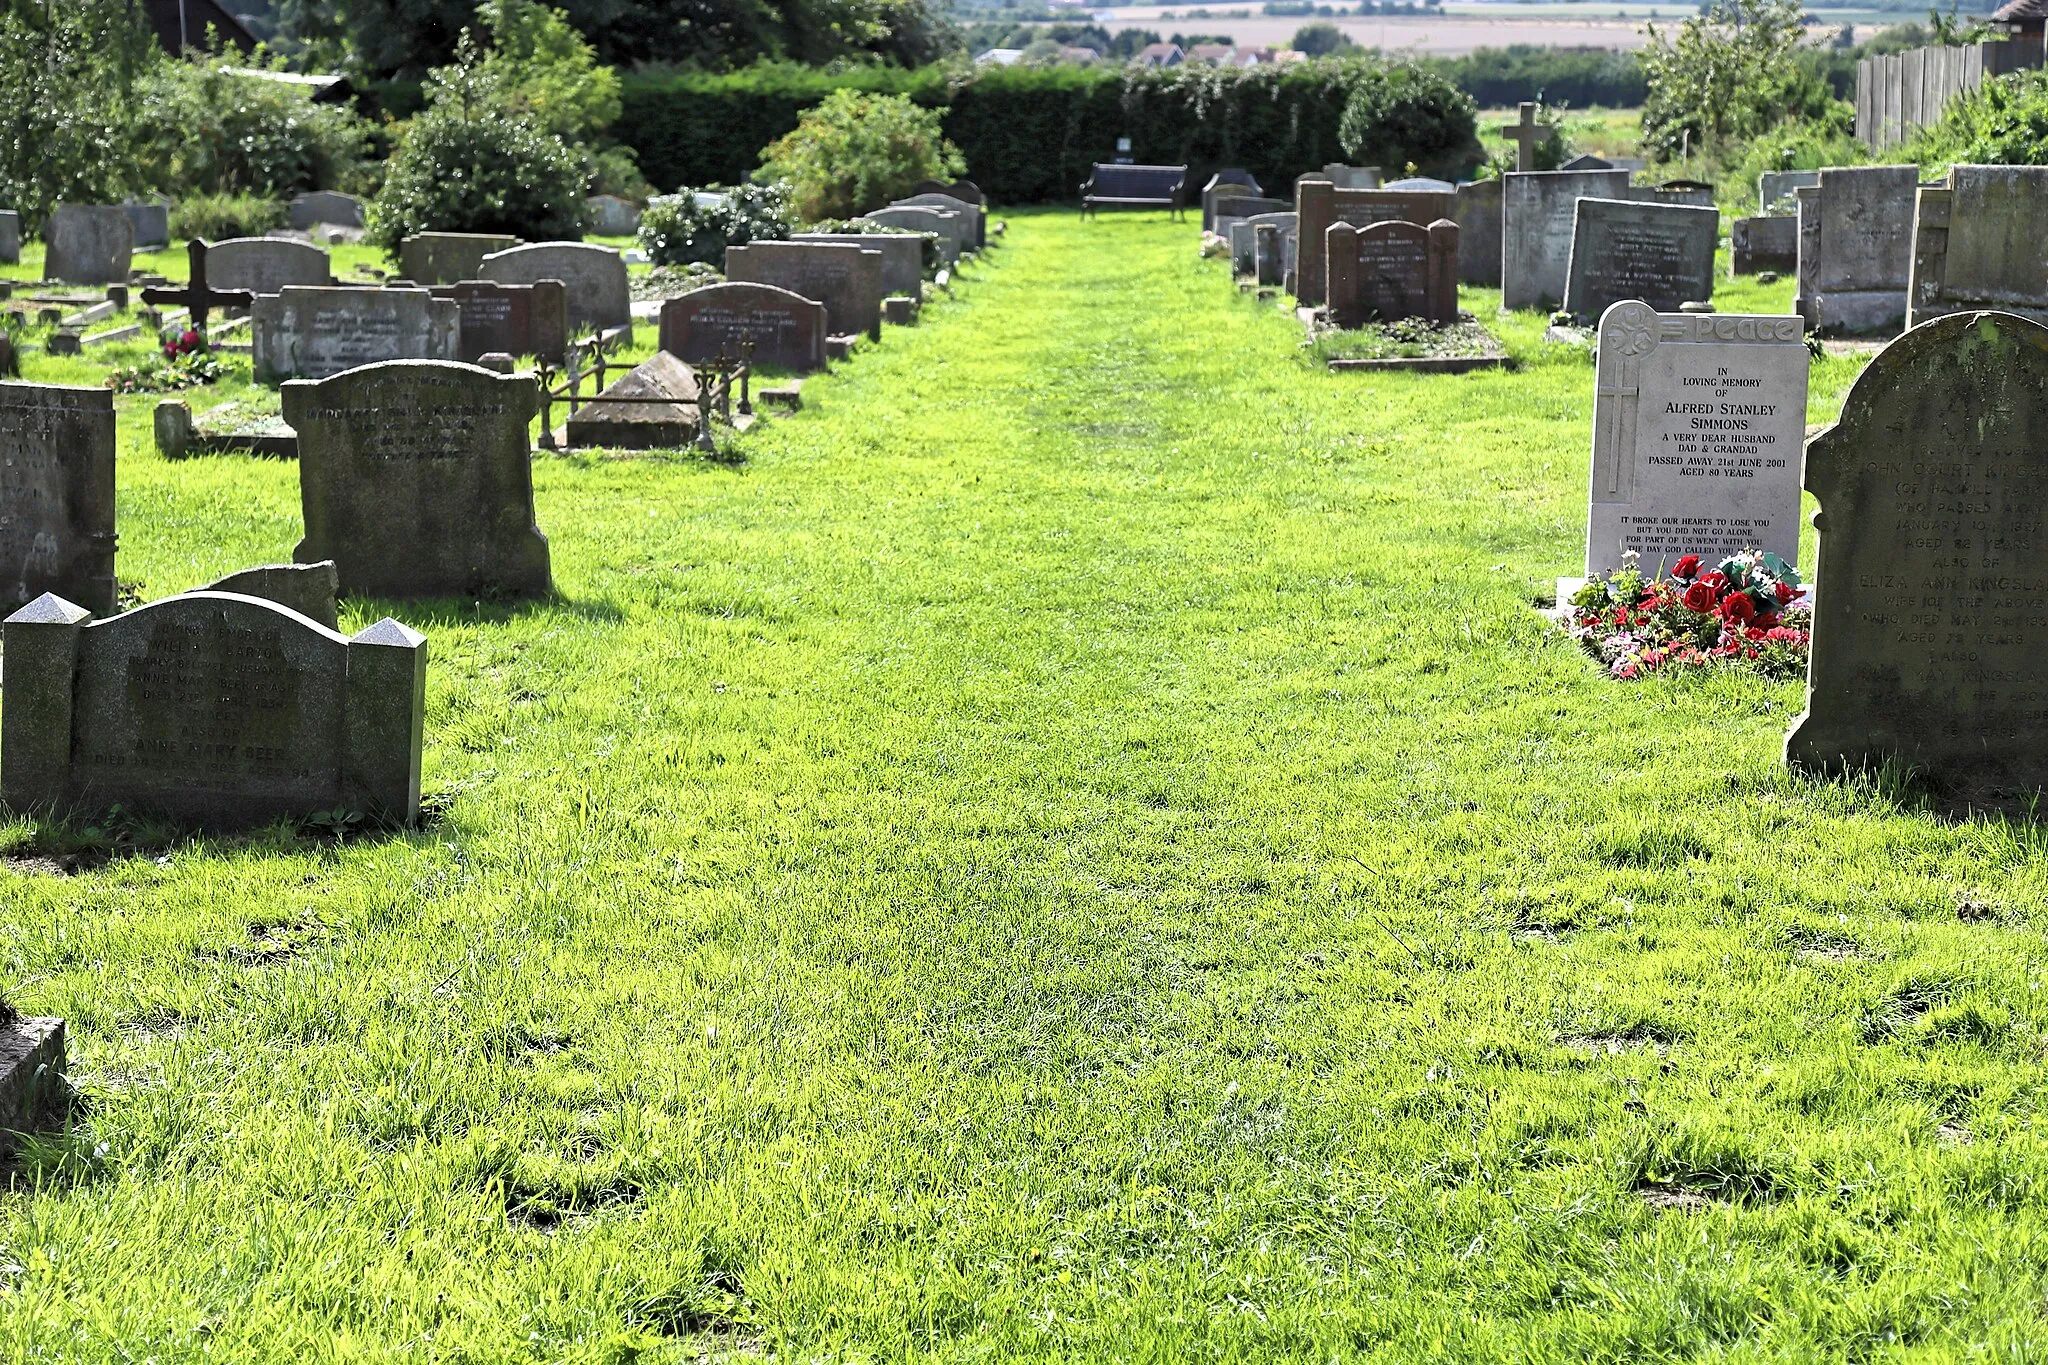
(14, 198, 369, 283)
(1577, 294, 2048, 802)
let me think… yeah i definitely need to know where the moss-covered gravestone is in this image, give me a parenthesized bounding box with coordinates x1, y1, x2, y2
(0, 1000, 64, 1156)
(1788, 311, 2048, 795)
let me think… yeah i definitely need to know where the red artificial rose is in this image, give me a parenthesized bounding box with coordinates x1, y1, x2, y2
(1721, 594, 1757, 625)
(1682, 581, 1716, 612)
(1673, 555, 1702, 578)
(1698, 571, 1728, 593)
(1756, 612, 1780, 629)
(1746, 626, 1767, 641)
(1775, 581, 1795, 603)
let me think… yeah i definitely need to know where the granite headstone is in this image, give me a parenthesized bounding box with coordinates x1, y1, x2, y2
(1453, 178, 1503, 287)
(658, 283, 827, 373)
(289, 192, 365, 231)
(252, 286, 460, 382)
(399, 233, 520, 287)
(791, 232, 923, 299)
(1732, 215, 1799, 276)
(0, 211, 17, 266)
(1794, 165, 1919, 335)
(1907, 164, 2048, 328)
(0, 383, 116, 615)
(430, 279, 569, 363)
(1500, 168, 1633, 311)
(478, 241, 630, 335)
(1326, 219, 1458, 328)
(863, 206, 964, 263)
(43, 205, 134, 286)
(1561, 197, 1719, 319)
(1295, 179, 1457, 305)
(123, 201, 169, 250)
(208, 237, 333, 297)
(724, 241, 885, 342)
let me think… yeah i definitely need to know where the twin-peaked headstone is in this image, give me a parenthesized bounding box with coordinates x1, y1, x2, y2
(0, 383, 117, 615)
(658, 283, 828, 372)
(282, 360, 551, 599)
(1562, 198, 1718, 319)
(1907, 164, 2048, 328)
(1, 590, 426, 828)
(479, 241, 630, 335)
(1294, 179, 1456, 305)
(1788, 311, 2048, 796)
(724, 241, 884, 342)
(1582, 301, 1808, 577)
(1326, 219, 1458, 329)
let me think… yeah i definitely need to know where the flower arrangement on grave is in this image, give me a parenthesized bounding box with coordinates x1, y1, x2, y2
(1564, 549, 1811, 680)
(105, 327, 226, 393)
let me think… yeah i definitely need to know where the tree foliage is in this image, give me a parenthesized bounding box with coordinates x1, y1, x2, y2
(0, 0, 156, 231)
(1639, 0, 1842, 162)
(758, 88, 965, 221)
(1336, 62, 1482, 180)
(1291, 22, 1353, 57)
(473, 0, 618, 139)
(1908, 67, 2048, 165)
(136, 58, 376, 200)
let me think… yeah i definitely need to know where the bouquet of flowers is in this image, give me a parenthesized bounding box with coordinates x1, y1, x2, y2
(106, 327, 225, 393)
(1565, 549, 1811, 681)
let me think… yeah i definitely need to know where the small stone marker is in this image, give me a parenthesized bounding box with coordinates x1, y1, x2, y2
(398, 233, 520, 287)
(289, 191, 365, 231)
(1294, 180, 1456, 305)
(1497, 102, 1543, 172)
(207, 237, 334, 297)
(46, 332, 81, 357)
(43, 205, 134, 285)
(282, 360, 551, 599)
(1907, 164, 2048, 328)
(1230, 212, 1296, 277)
(1732, 216, 1798, 276)
(1453, 179, 1503, 286)
(884, 295, 917, 326)
(1, 590, 426, 828)
(1583, 301, 1808, 577)
(565, 351, 699, 450)
(429, 279, 568, 363)
(584, 195, 641, 236)
(201, 560, 341, 629)
(0, 1014, 65, 1155)
(0, 382, 116, 615)
(1500, 169, 1633, 311)
(659, 282, 827, 372)
(0, 210, 18, 266)
(1787, 311, 2048, 794)
(479, 241, 630, 335)
(1562, 197, 1719, 319)
(725, 241, 885, 342)
(791, 232, 923, 300)
(1327, 219, 1458, 328)
(252, 286, 460, 382)
(1795, 165, 1919, 335)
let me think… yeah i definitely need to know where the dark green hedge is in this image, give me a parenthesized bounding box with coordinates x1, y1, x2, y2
(618, 60, 1424, 203)
(1425, 46, 1646, 110)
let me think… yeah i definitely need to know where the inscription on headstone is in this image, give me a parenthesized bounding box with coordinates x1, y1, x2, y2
(479, 241, 630, 334)
(1795, 165, 1919, 335)
(1584, 301, 1808, 576)
(791, 232, 923, 300)
(282, 361, 551, 599)
(1501, 169, 1633, 310)
(0, 383, 116, 615)
(1326, 219, 1458, 328)
(1295, 180, 1456, 305)
(1562, 197, 1718, 319)
(1787, 311, 2048, 796)
(430, 279, 568, 363)
(658, 283, 827, 372)
(252, 287, 460, 381)
(725, 241, 884, 341)
(208, 237, 333, 297)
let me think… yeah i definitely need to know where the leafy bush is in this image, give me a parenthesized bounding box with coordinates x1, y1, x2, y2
(1337, 63, 1482, 180)
(637, 184, 793, 267)
(1427, 45, 1646, 109)
(1640, 0, 1843, 162)
(171, 193, 289, 241)
(0, 0, 155, 232)
(137, 59, 374, 200)
(758, 90, 966, 222)
(1907, 68, 2048, 166)
(368, 37, 589, 253)
(474, 0, 619, 141)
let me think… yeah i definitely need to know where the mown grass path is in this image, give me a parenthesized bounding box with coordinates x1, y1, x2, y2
(3, 211, 2044, 1361)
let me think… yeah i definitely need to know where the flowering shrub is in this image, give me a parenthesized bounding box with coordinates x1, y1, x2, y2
(1565, 549, 1810, 681)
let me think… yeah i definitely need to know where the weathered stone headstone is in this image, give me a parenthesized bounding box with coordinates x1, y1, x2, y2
(1787, 311, 2048, 794)
(1213, 196, 1292, 243)
(1231, 212, 1296, 277)
(0, 1013, 64, 1154)
(0, 210, 17, 266)
(566, 351, 699, 450)
(725, 241, 884, 342)
(897, 191, 984, 249)
(1795, 165, 1919, 335)
(0, 383, 116, 615)
(289, 192, 365, 231)
(1500, 168, 1633, 310)
(1295, 179, 1457, 305)
(1560, 153, 1614, 171)
(282, 360, 552, 599)
(1907, 164, 2048, 328)
(658, 283, 827, 373)
(1759, 169, 1820, 213)
(1732, 215, 1798, 276)
(123, 201, 169, 250)
(208, 237, 333, 297)
(252, 286, 460, 382)
(1583, 301, 1807, 577)
(1201, 170, 1262, 232)
(863, 206, 964, 263)
(201, 560, 340, 630)
(1320, 164, 1383, 189)
(584, 195, 640, 236)
(792, 232, 922, 299)
(1, 590, 426, 827)
(429, 279, 568, 363)
(398, 233, 520, 287)
(1327, 219, 1458, 328)
(478, 241, 630, 335)
(43, 205, 135, 286)
(1453, 178, 1502, 287)
(1562, 197, 1718, 319)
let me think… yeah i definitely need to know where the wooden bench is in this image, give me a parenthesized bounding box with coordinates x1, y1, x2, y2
(1079, 164, 1189, 219)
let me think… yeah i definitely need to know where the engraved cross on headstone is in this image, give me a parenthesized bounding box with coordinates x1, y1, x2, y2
(140, 240, 254, 335)
(1497, 102, 1542, 173)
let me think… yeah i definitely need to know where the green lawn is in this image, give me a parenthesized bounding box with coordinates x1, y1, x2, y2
(5, 210, 2044, 1362)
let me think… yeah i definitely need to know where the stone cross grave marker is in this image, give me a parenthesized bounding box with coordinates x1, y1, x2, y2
(253, 286, 460, 382)
(479, 242, 630, 335)
(1794, 165, 1919, 335)
(1501, 169, 1633, 311)
(725, 241, 884, 342)
(1562, 197, 1719, 319)
(1326, 219, 1459, 329)
(1497, 102, 1542, 173)
(1582, 301, 1808, 578)
(141, 240, 255, 334)
(0, 383, 117, 615)
(1787, 311, 2048, 796)
(1907, 164, 2048, 328)
(44, 205, 134, 286)
(282, 360, 552, 599)
(1, 590, 426, 828)
(659, 283, 826, 373)
(429, 280, 568, 363)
